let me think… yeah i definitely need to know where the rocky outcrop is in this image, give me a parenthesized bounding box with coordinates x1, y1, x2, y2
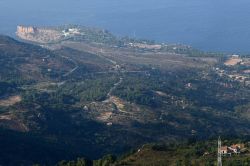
(17, 26, 38, 34)
(16, 25, 63, 43)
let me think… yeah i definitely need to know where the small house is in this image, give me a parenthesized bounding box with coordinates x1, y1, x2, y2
(220, 146, 230, 156)
(228, 145, 240, 154)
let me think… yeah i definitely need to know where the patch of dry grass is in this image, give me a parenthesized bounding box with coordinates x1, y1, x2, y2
(0, 95, 22, 107)
(224, 58, 242, 66)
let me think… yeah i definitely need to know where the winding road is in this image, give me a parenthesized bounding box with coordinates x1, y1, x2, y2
(60, 55, 79, 77)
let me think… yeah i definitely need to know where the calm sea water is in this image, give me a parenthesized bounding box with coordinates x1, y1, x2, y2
(1, 0, 250, 53)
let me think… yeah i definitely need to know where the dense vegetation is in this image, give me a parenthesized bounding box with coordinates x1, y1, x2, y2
(51, 138, 250, 166)
(0, 32, 249, 166)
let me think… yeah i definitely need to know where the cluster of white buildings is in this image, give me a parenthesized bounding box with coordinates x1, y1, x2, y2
(62, 28, 81, 37)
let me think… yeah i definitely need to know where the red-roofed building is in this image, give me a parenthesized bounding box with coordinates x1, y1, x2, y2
(220, 144, 242, 156)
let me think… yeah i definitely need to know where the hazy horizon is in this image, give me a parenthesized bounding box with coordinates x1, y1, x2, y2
(1, 0, 250, 53)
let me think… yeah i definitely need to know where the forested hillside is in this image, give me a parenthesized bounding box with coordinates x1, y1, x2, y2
(0, 29, 249, 165)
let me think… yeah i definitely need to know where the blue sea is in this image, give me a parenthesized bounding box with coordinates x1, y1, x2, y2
(1, 0, 250, 53)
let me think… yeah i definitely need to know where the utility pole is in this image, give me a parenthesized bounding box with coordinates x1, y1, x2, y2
(218, 136, 222, 166)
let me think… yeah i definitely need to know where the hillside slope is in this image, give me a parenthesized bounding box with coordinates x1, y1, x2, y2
(0, 28, 249, 165)
(54, 139, 250, 166)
